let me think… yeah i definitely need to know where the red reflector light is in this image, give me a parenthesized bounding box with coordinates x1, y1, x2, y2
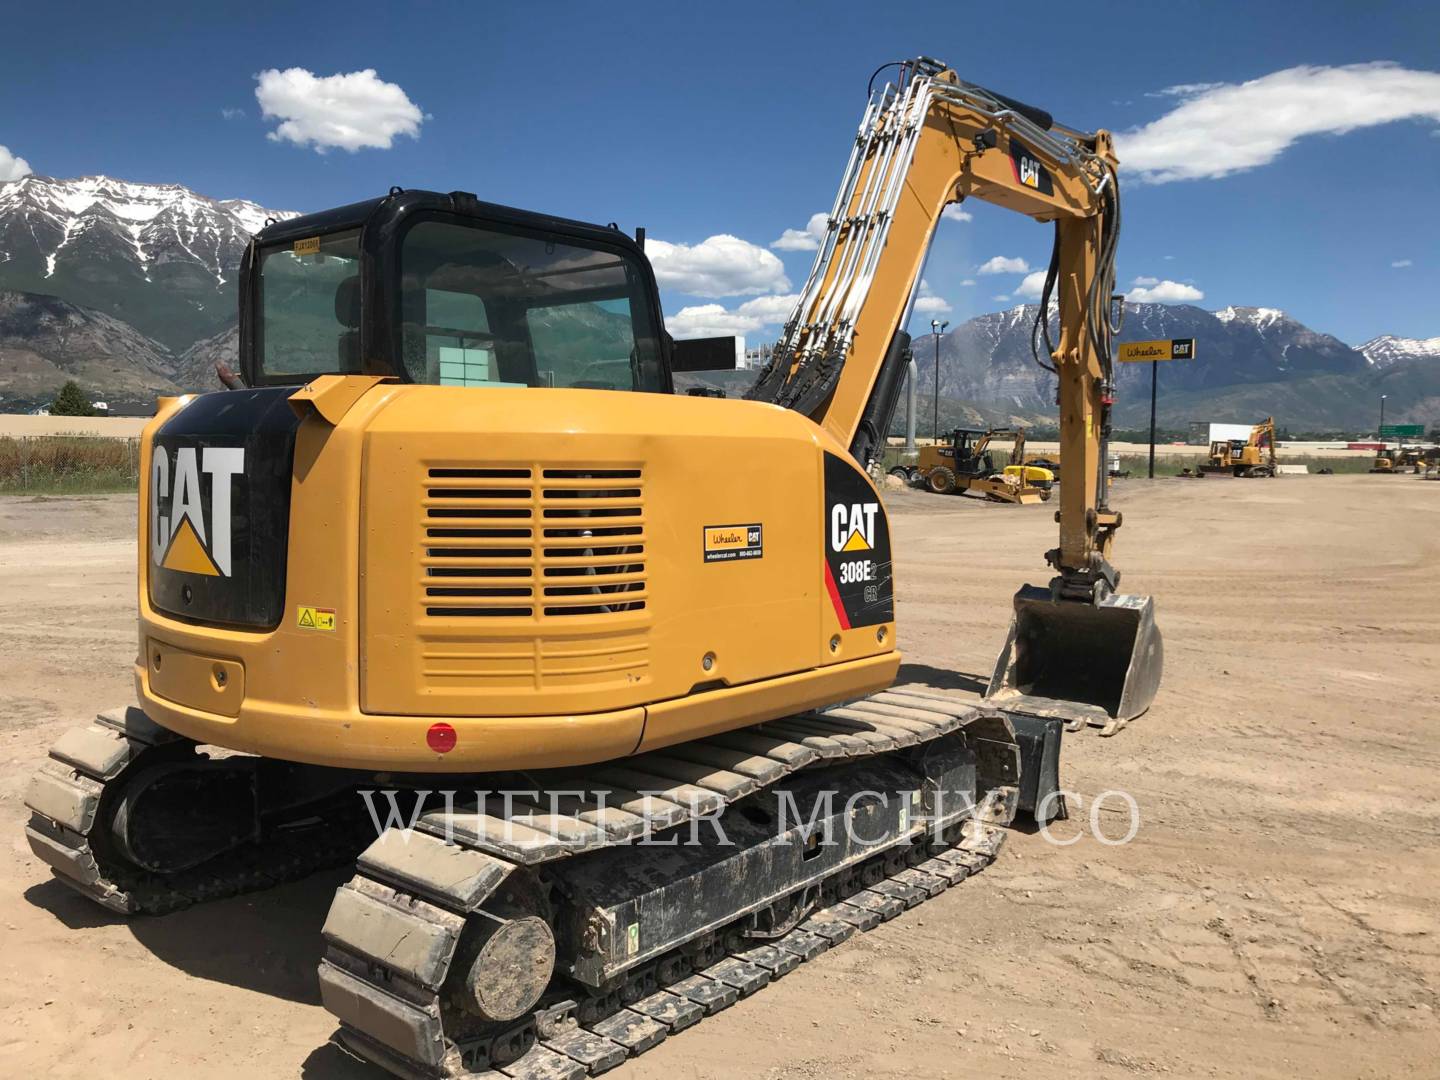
(426, 722, 457, 754)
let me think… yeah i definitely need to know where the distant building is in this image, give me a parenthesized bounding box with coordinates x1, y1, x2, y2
(741, 343, 772, 371)
(1189, 420, 1253, 445)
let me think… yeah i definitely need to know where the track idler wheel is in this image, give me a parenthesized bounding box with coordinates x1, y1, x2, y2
(462, 912, 556, 1024)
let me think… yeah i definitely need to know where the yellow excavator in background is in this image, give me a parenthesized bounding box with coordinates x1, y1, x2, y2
(1199, 416, 1277, 477)
(1370, 446, 1433, 473)
(914, 427, 1054, 502)
(25, 58, 1161, 1079)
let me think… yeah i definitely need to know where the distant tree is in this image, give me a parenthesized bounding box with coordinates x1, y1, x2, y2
(51, 381, 95, 416)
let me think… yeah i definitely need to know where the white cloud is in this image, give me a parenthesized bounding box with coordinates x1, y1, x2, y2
(1127, 279, 1205, 303)
(221, 107, 246, 121)
(734, 293, 798, 324)
(992, 294, 1011, 303)
(1118, 62, 1440, 183)
(0, 144, 31, 180)
(255, 67, 424, 152)
(978, 255, 1030, 275)
(770, 212, 828, 251)
(665, 293, 798, 338)
(1391, 259, 1413, 268)
(1145, 81, 1225, 99)
(648, 235, 790, 297)
(1132, 275, 1160, 286)
(1163, 254, 1176, 260)
(960, 278, 976, 287)
(912, 278, 951, 314)
(941, 205, 973, 223)
(1013, 270, 1048, 300)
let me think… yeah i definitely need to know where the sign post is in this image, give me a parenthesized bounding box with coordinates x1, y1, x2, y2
(1117, 338, 1196, 478)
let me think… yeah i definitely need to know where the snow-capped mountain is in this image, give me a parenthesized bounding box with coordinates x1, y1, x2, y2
(0, 175, 294, 350)
(1357, 334, 1440, 368)
(915, 302, 1369, 412)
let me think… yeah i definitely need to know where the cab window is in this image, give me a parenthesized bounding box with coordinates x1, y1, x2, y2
(399, 220, 664, 391)
(257, 229, 363, 377)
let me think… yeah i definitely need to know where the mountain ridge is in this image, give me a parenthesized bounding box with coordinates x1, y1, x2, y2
(0, 174, 293, 351)
(0, 174, 1433, 429)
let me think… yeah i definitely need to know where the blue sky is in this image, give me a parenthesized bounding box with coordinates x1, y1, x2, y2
(1, 0, 1437, 344)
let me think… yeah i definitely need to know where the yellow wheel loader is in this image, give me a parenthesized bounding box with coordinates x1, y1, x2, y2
(24, 58, 1162, 1079)
(914, 427, 1053, 503)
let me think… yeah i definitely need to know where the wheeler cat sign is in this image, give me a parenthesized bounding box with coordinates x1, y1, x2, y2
(1117, 338, 1196, 362)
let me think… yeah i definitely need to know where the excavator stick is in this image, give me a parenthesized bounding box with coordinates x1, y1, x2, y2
(985, 585, 1164, 736)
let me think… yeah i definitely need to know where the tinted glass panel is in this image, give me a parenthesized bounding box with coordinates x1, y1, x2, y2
(257, 230, 362, 377)
(400, 220, 664, 392)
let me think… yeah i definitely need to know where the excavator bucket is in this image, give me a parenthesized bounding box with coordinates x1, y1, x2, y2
(985, 585, 1163, 735)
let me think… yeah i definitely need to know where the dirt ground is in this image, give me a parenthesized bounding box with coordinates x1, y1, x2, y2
(2, 475, 1438, 1079)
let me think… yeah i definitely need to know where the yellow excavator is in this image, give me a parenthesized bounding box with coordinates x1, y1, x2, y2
(1198, 417, 1277, 477)
(1370, 445, 1432, 474)
(24, 58, 1161, 1079)
(913, 427, 1053, 502)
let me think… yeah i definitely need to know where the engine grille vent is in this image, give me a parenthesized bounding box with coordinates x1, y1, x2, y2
(421, 466, 646, 619)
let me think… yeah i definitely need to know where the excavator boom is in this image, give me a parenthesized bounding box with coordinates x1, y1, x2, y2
(748, 58, 1162, 730)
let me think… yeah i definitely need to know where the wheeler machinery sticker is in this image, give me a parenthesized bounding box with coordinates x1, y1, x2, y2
(822, 452, 894, 628)
(703, 523, 764, 562)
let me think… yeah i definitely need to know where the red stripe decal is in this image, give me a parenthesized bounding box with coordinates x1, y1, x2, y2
(823, 561, 851, 631)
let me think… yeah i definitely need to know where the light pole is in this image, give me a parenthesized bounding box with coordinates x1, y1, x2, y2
(931, 318, 948, 441)
(1379, 394, 1388, 445)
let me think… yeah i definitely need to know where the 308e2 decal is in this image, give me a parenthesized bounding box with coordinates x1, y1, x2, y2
(822, 452, 893, 628)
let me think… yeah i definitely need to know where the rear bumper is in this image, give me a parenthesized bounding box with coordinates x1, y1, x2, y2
(135, 650, 900, 773)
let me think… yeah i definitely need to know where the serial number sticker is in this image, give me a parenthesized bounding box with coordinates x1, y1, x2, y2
(703, 523, 763, 563)
(292, 236, 321, 256)
(296, 605, 336, 631)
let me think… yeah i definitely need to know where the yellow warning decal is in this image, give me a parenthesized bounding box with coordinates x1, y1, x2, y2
(297, 605, 336, 631)
(293, 236, 321, 256)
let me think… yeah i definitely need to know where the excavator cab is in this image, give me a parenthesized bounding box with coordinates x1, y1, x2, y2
(239, 190, 673, 394)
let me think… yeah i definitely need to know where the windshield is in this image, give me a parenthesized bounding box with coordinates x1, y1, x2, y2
(256, 229, 363, 379)
(399, 219, 665, 392)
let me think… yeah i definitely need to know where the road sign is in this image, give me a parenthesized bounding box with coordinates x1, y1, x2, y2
(1379, 423, 1423, 438)
(1117, 338, 1195, 362)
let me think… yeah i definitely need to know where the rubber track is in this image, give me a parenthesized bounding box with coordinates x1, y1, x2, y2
(319, 691, 1019, 1079)
(23, 706, 370, 915)
(331, 814, 1008, 1080)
